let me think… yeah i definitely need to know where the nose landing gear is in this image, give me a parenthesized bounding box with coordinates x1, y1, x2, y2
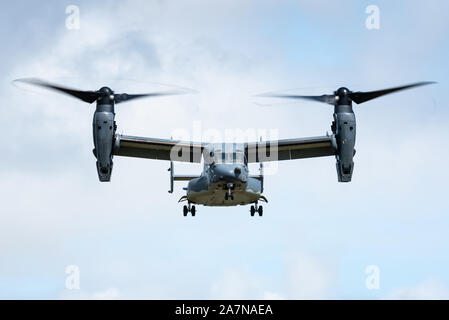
(224, 183, 234, 201)
(183, 202, 196, 217)
(224, 191, 234, 201)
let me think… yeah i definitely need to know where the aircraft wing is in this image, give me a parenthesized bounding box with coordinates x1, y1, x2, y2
(113, 134, 204, 163)
(245, 135, 337, 163)
(173, 175, 200, 181)
(114, 134, 337, 164)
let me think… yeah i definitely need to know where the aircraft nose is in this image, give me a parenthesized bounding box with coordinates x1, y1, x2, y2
(234, 167, 242, 175)
(214, 165, 245, 182)
(216, 167, 235, 181)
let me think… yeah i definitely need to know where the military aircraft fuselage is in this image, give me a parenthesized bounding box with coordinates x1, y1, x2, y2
(185, 148, 263, 206)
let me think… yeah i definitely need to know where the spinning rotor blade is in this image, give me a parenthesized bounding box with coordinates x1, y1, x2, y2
(14, 78, 100, 103)
(258, 81, 435, 106)
(114, 91, 187, 104)
(14, 78, 192, 104)
(348, 81, 436, 104)
(257, 93, 335, 105)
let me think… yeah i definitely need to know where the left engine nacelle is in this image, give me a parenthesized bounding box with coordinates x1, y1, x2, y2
(93, 106, 116, 182)
(333, 104, 356, 182)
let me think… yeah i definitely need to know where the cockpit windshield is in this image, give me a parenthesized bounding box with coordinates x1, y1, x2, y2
(213, 149, 246, 164)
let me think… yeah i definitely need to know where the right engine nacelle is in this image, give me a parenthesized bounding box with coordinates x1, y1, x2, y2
(92, 105, 116, 182)
(333, 105, 356, 182)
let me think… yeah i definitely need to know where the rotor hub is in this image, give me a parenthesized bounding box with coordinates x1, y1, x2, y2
(97, 87, 115, 105)
(335, 87, 352, 105)
(99, 87, 113, 95)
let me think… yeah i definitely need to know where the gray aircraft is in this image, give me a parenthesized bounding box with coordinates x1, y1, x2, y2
(16, 78, 434, 216)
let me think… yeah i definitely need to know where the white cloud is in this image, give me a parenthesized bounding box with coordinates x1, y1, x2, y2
(210, 253, 332, 299)
(210, 269, 261, 300)
(60, 287, 120, 300)
(286, 253, 332, 299)
(263, 291, 285, 300)
(92, 287, 120, 300)
(385, 279, 449, 300)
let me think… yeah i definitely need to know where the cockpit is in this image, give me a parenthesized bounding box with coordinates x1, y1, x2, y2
(212, 149, 246, 164)
(203, 144, 247, 164)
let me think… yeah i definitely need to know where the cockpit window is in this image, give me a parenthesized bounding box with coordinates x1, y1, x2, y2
(213, 149, 245, 163)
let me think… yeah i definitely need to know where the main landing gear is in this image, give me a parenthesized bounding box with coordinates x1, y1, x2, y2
(183, 202, 196, 217)
(250, 202, 263, 217)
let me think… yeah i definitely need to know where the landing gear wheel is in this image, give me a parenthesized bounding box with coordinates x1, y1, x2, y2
(250, 206, 255, 216)
(258, 206, 263, 216)
(183, 205, 188, 217)
(225, 187, 234, 201)
(191, 206, 196, 216)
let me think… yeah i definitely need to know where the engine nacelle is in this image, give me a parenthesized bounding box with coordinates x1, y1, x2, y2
(92, 104, 116, 182)
(333, 104, 356, 182)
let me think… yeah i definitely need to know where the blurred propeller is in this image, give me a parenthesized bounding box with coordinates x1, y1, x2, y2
(113, 91, 186, 104)
(257, 81, 436, 105)
(14, 78, 189, 104)
(348, 82, 436, 104)
(15, 78, 100, 103)
(257, 93, 336, 105)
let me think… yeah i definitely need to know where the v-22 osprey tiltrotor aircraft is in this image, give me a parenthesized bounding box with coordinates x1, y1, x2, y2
(16, 78, 434, 216)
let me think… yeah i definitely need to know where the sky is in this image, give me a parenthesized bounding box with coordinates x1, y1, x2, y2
(0, 0, 448, 299)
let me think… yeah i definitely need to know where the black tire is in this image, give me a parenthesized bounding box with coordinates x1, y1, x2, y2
(258, 206, 263, 216)
(191, 206, 196, 216)
(250, 206, 255, 216)
(183, 205, 188, 217)
(225, 193, 229, 200)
